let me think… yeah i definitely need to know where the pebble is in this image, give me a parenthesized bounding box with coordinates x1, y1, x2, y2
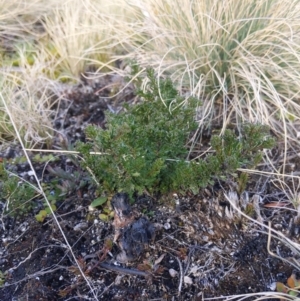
(73, 222, 88, 231)
(184, 276, 193, 285)
(169, 268, 178, 277)
(163, 222, 171, 230)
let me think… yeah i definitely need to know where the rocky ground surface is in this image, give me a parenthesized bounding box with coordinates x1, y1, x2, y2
(1, 72, 300, 300)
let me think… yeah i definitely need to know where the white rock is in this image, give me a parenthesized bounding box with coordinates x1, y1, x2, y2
(184, 276, 193, 285)
(169, 268, 178, 278)
(269, 282, 277, 291)
(164, 222, 171, 230)
(73, 222, 88, 232)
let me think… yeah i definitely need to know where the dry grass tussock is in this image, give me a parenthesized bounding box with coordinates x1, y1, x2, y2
(116, 0, 300, 146)
(0, 0, 135, 146)
(0, 46, 59, 147)
(0, 0, 60, 40)
(40, 0, 132, 78)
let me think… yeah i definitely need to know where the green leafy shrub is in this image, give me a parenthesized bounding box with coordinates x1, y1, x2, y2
(77, 69, 275, 197)
(170, 124, 275, 193)
(77, 68, 198, 196)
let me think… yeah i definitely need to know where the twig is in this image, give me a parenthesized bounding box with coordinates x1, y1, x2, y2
(99, 262, 150, 277)
(176, 256, 183, 296)
(0, 92, 99, 300)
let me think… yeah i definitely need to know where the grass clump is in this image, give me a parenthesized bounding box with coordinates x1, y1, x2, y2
(0, 57, 57, 147)
(118, 0, 300, 145)
(41, 0, 127, 78)
(77, 69, 275, 196)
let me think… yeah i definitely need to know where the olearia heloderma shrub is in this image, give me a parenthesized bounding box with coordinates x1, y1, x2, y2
(76, 68, 275, 197)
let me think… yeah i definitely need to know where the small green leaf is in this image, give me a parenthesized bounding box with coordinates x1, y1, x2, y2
(288, 289, 298, 297)
(103, 207, 112, 214)
(35, 210, 47, 222)
(45, 204, 57, 214)
(47, 194, 56, 201)
(99, 213, 109, 222)
(0, 270, 5, 286)
(91, 197, 108, 208)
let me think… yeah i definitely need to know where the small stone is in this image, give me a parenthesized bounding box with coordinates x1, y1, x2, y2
(115, 275, 123, 285)
(164, 222, 171, 230)
(169, 268, 178, 278)
(184, 276, 193, 285)
(189, 265, 199, 275)
(73, 222, 88, 232)
(269, 282, 277, 291)
(88, 205, 95, 212)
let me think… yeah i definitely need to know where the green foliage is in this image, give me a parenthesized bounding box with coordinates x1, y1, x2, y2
(77, 68, 199, 196)
(0, 42, 36, 68)
(0, 162, 38, 216)
(0, 154, 91, 219)
(0, 155, 59, 218)
(170, 124, 275, 194)
(77, 69, 275, 197)
(0, 270, 6, 287)
(211, 124, 275, 172)
(90, 196, 108, 208)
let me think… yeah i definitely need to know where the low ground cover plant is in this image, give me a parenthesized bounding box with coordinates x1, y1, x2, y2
(0, 161, 38, 216)
(77, 69, 275, 197)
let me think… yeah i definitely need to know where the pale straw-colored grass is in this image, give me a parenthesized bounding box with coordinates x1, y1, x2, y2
(0, 0, 133, 146)
(0, 78, 54, 148)
(0, 45, 60, 147)
(3, 0, 300, 147)
(41, 0, 135, 78)
(115, 0, 300, 147)
(0, 0, 59, 41)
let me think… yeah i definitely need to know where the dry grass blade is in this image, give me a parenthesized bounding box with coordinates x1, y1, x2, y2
(0, 0, 60, 41)
(0, 52, 58, 148)
(0, 82, 100, 301)
(224, 191, 300, 301)
(116, 0, 300, 149)
(204, 291, 296, 301)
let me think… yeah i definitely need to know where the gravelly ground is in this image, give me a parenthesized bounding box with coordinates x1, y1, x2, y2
(1, 72, 300, 301)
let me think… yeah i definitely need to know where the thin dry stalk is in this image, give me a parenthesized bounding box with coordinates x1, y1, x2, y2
(0, 89, 100, 301)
